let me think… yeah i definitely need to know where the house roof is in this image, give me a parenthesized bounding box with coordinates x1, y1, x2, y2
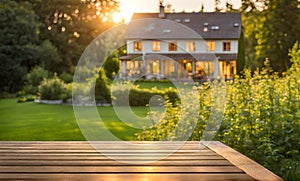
(125, 12, 242, 40)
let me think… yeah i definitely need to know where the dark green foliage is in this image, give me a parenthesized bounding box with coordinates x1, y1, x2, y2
(60, 72, 74, 84)
(103, 52, 120, 79)
(112, 85, 179, 106)
(23, 66, 52, 94)
(95, 68, 111, 103)
(17, 95, 36, 103)
(0, 0, 39, 93)
(0, 0, 119, 93)
(237, 30, 246, 74)
(255, 0, 300, 73)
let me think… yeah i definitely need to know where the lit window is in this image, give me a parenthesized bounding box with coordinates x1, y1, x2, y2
(152, 41, 160, 52)
(203, 27, 208, 32)
(223, 42, 231, 51)
(134, 41, 142, 52)
(186, 42, 196, 52)
(169, 42, 177, 51)
(206, 41, 215, 52)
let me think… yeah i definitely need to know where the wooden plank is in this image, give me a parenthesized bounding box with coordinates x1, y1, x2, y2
(0, 152, 219, 156)
(0, 155, 225, 160)
(0, 149, 213, 153)
(0, 173, 256, 180)
(0, 160, 233, 166)
(0, 166, 243, 173)
(204, 141, 283, 181)
(0, 141, 280, 180)
(0, 141, 202, 144)
(0, 145, 197, 149)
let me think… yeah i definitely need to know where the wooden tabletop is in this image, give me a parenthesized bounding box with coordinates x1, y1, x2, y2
(0, 141, 282, 180)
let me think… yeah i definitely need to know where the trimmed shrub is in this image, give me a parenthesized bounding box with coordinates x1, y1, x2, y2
(103, 51, 119, 79)
(95, 68, 111, 103)
(38, 75, 67, 100)
(23, 66, 52, 94)
(17, 95, 36, 103)
(112, 84, 179, 106)
(60, 72, 73, 83)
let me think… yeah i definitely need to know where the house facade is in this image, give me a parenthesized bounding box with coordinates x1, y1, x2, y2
(119, 5, 242, 81)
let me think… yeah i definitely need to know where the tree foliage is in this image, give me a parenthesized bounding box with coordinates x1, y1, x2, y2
(254, 0, 300, 73)
(0, 0, 119, 93)
(103, 51, 120, 79)
(237, 30, 246, 74)
(0, 0, 39, 92)
(23, 66, 52, 95)
(95, 68, 111, 103)
(35, 0, 119, 73)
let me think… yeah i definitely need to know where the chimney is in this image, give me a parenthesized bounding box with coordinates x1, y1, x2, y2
(159, 3, 165, 18)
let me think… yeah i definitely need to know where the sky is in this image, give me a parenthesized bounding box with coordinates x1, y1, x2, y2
(119, 0, 242, 22)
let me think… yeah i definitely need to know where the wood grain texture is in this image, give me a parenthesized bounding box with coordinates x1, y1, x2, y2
(203, 141, 283, 181)
(0, 141, 282, 180)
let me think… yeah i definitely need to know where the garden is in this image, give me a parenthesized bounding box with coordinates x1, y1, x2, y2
(1, 0, 300, 180)
(1, 46, 299, 179)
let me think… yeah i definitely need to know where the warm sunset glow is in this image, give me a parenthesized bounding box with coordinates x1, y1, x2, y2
(119, 1, 135, 23)
(112, 12, 124, 24)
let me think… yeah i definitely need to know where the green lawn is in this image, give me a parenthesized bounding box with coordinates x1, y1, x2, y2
(0, 98, 149, 141)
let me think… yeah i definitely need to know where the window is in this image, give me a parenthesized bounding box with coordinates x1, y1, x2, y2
(147, 60, 160, 74)
(164, 60, 175, 76)
(186, 42, 196, 52)
(184, 19, 191, 23)
(211, 26, 220, 30)
(134, 41, 142, 52)
(223, 42, 231, 51)
(206, 41, 215, 52)
(169, 42, 177, 51)
(152, 41, 161, 51)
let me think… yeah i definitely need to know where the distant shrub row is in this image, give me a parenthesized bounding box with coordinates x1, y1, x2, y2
(112, 84, 179, 106)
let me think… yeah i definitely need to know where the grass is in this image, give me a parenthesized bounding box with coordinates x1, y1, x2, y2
(0, 98, 149, 141)
(0, 81, 189, 141)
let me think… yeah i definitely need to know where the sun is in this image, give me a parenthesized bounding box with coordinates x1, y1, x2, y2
(119, 2, 134, 23)
(112, 12, 124, 24)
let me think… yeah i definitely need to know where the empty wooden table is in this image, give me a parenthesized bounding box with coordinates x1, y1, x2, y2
(0, 141, 282, 180)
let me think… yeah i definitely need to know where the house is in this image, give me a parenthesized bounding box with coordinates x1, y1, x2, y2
(119, 5, 242, 81)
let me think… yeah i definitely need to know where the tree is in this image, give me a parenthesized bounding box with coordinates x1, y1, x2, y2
(95, 68, 111, 103)
(255, 0, 300, 73)
(237, 30, 246, 74)
(0, 1, 40, 92)
(103, 51, 119, 79)
(241, 7, 262, 70)
(35, 0, 119, 73)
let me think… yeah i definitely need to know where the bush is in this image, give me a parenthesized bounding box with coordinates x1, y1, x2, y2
(136, 52, 300, 179)
(17, 95, 36, 103)
(95, 68, 111, 103)
(23, 66, 52, 94)
(103, 52, 119, 79)
(38, 75, 68, 100)
(112, 83, 179, 106)
(60, 72, 73, 83)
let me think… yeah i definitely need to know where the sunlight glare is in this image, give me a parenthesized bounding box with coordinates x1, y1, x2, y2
(119, 1, 134, 23)
(112, 12, 123, 24)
